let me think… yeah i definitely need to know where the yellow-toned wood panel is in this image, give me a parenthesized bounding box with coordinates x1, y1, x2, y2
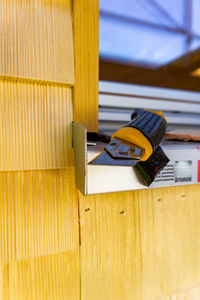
(139, 185, 200, 299)
(79, 191, 142, 300)
(79, 185, 200, 300)
(0, 168, 79, 264)
(0, 0, 74, 84)
(73, 0, 99, 132)
(0, 264, 9, 300)
(158, 286, 200, 299)
(0, 80, 73, 170)
(0, 250, 79, 300)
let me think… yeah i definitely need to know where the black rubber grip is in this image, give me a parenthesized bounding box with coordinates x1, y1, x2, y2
(136, 146, 169, 186)
(126, 110, 167, 150)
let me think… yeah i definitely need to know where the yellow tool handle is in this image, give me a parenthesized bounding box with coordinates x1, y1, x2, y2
(111, 110, 167, 161)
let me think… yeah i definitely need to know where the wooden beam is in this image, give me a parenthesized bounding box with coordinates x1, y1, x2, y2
(100, 59, 200, 92)
(73, 0, 99, 132)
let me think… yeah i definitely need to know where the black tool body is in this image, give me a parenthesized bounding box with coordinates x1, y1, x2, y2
(129, 109, 167, 151)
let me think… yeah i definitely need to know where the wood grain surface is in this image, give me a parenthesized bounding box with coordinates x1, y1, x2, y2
(0, 0, 80, 299)
(0, 249, 79, 300)
(79, 185, 200, 300)
(158, 286, 200, 300)
(73, 0, 99, 132)
(2, 0, 200, 299)
(0, 80, 73, 170)
(138, 186, 200, 299)
(79, 190, 143, 300)
(0, 0, 74, 84)
(0, 169, 79, 263)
